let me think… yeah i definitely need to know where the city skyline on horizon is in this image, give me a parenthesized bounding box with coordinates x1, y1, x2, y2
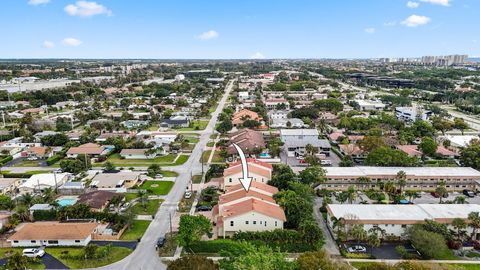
(1, 0, 479, 59)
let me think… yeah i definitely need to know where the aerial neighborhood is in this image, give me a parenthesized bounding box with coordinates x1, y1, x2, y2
(0, 55, 479, 270)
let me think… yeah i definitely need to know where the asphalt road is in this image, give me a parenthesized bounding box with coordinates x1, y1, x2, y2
(88, 80, 235, 270)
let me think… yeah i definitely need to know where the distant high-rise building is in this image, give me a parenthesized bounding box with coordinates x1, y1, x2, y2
(421, 54, 467, 66)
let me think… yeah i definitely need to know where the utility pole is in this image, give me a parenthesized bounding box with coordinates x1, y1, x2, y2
(169, 212, 173, 233)
(53, 171, 58, 193)
(84, 153, 88, 169)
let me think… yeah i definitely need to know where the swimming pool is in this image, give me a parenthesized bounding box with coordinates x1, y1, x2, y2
(57, 197, 77, 207)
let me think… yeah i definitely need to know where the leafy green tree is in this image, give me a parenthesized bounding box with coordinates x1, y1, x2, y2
(412, 120, 435, 138)
(453, 117, 469, 135)
(83, 243, 98, 259)
(269, 164, 296, 190)
(296, 250, 351, 270)
(339, 156, 354, 167)
(167, 255, 217, 270)
(468, 212, 480, 240)
(147, 164, 162, 177)
(365, 147, 419, 167)
(459, 139, 480, 170)
(0, 195, 15, 210)
(216, 119, 233, 134)
(418, 137, 438, 158)
(359, 136, 385, 153)
(60, 159, 87, 174)
(406, 226, 449, 259)
(313, 98, 344, 113)
(298, 166, 326, 186)
(177, 214, 212, 248)
(219, 242, 295, 270)
(104, 161, 116, 171)
(431, 116, 453, 135)
(435, 185, 448, 203)
(4, 252, 28, 270)
(452, 218, 467, 242)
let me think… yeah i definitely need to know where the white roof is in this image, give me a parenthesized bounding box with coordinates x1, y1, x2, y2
(280, 129, 319, 136)
(324, 166, 480, 177)
(442, 135, 479, 147)
(21, 173, 70, 189)
(328, 204, 480, 222)
(355, 99, 385, 107)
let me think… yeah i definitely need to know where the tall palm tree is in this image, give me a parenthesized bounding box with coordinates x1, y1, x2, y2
(452, 218, 467, 243)
(396, 170, 407, 194)
(454, 196, 468, 204)
(367, 233, 381, 255)
(346, 186, 357, 204)
(349, 224, 367, 245)
(137, 190, 148, 210)
(357, 177, 371, 191)
(19, 193, 33, 208)
(468, 212, 480, 240)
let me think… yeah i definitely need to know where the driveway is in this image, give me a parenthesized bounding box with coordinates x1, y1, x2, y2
(344, 242, 415, 260)
(92, 241, 137, 249)
(313, 197, 340, 255)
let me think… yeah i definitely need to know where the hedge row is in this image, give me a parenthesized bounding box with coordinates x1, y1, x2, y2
(47, 149, 68, 165)
(188, 239, 244, 254)
(0, 155, 13, 166)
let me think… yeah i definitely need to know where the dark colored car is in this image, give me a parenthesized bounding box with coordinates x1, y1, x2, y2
(463, 189, 475, 198)
(197, 205, 212, 211)
(156, 236, 166, 249)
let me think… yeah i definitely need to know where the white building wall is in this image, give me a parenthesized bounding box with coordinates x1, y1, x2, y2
(223, 171, 270, 187)
(221, 212, 283, 237)
(10, 235, 91, 247)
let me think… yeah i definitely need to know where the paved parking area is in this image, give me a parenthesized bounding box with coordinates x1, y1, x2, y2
(413, 191, 480, 204)
(344, 242, 415, 259)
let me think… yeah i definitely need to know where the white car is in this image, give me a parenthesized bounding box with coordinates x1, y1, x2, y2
(184, 191, 192, 199)
(22, 248, 45, 258)
(347, 245, 367, 253)
(320, 159, 332, 166)
(27, 156, 38, 161)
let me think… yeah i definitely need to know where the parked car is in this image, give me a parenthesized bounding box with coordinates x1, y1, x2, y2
(184, 191, 192, 199)
(156, 236, 166, 249)
(155, 174, 164, 179)
(320, 159, 332, 166)
(27, 156, 38, 161)
(54, 168, 63, 173)
(197, 205, 212, 211)
(22, 248, 45, 258)
(347, 245, 367, 253)
(463, 189, 475, 198)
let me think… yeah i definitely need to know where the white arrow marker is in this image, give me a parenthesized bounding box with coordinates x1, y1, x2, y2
(232, 143, 253, 192)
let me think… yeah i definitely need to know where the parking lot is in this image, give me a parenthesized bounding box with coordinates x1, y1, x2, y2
(344, 242, 416, 259)
(282, 150, 341, 169)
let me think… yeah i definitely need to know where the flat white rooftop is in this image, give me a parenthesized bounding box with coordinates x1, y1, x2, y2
(280, 129, 319, 136)
(327, 204, 480, 222)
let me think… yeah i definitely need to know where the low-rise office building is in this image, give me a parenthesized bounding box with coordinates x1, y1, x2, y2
(326, 204, 480, 240)
(317, 166, 480, 190)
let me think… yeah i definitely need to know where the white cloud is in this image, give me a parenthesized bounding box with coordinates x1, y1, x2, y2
(364, 28, 376, 34)
(62, 38, 82, 47)
(420, 0, 450, 6)
(251, 52, 265, 59)
(401, 15, 431, 27)
(64, 1, 112, 17)
(407, 1, 420, 8)
(28, 0, 50, 5)
(197, 30, 219, 40)
(383, 21, 397, 26)
(43, 41, 55, 48)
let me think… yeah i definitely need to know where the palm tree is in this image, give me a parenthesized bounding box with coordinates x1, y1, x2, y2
(346, 186, 357, 204)
(435, 186, 448, 203)
(15, 205, 30, 222)
(305, 144, 318, 156)
(468, 212, 480, 240)
(4, 252, 27, 270)
(396, 170, 407, 194)
(454, 196, 468, 204)
(367, 233, 381, 255)
(405, 190, 418, 203)
(452, 218, 467, 243)
(19, 193, 33, 208)
(357, 177, 371, 191)
(368, 226, 386, 240)
(42, 187, 55, 204)
(349, 224, 367, 245)
(137, 190, 148, 210)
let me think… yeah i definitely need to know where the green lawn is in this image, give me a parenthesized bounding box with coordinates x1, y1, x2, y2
(207, 141, 215, 147)
(124, 193, 137, 202)
(192, 174, 203, 183)
(140, 181, 174, 195)
(120, 220, 151, 240)
(200, 151, 212, 163)
(162, 170, 179, 177)
(46, 246, 132, 269)
(185, 137, 199, 143)
(211, 151, 225, 163)
(176, 120, 209, 131)
(209, 134, 218, 139)
(131, 199, 162, 215)
(351, 262, 480, 270)
(12, 160, 42, 167)
(96, 153, 189, 167)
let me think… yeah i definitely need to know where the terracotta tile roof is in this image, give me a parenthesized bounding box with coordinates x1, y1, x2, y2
(76, 190, 121, 210)
(395, 145, 423, 157)
(220, 198, 286, 221)
(436, 146, 458, 157)
(227, 129, 265, 154)
(228, 158, 272, 169)
(339, 144, 364, 156)
(232, 109, 261, 123)
(219, 189, 276, 204)
(27, 147, 48, 157)
(67, 143, 105, 155)
(9, 222, 97, 241)
(226, 181, 279, 195)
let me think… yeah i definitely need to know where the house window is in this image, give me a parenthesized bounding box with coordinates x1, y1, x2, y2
(229, 178, 232, 183)
(48, 240, 59, 244)
(260, 221, 262, 224)
(13, 241, 18, 243)
(31, 240, 36, 243)
(401, 225, 407, 228)
(245, 221, 249, 225)
(75, 240, 81, 243)
(230, 221, 234, 226)
(265, 221, 267, 227)
(253, 221, 256, 225)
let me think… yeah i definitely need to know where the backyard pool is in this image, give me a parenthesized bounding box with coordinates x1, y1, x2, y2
(57, 196, 78, 207)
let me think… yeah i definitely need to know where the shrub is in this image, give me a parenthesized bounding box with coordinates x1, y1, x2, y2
(188, 239, 244, 254)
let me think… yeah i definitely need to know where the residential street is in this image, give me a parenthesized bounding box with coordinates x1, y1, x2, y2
(88, 80, 234, 270)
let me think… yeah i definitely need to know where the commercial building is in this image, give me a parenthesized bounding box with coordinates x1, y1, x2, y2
(317, 166, 480, 190)
(354, 99, 386, 111)
(395, 107, 433, 122)
(280, 129, 331, 157)
(326, 204, 480, 239)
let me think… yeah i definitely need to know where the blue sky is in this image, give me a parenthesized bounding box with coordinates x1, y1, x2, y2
(1, 0, 478, 59)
